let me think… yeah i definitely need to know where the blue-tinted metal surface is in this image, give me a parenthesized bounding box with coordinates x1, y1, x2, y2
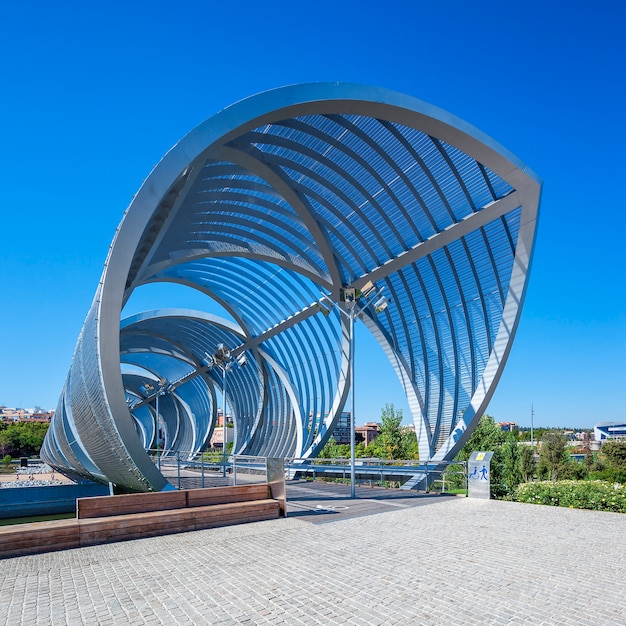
(41, 83, 541, 491)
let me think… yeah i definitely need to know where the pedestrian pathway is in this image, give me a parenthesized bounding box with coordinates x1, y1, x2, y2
(0, 481, 625, 625)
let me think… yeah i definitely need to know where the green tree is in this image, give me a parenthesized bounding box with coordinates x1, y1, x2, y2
(602, 441, 626, 470)
(455, 416, 514, 497)
(501, 434, 522, 494)
(400, 427, 420, 460)
(318, 437, 346, 459)
(0, 422, 49, 457)
(456, 415, 506, 463)
(318, 437, 366, 459)
(354, 441, 367, 458)
(367, 403, 405, 459)
(538, 431, 568, 481)
(592, 440, 626, 483)
(557, 459, 587, 480)
(0, 430, 10, 457)
(519, 445, 536, 482)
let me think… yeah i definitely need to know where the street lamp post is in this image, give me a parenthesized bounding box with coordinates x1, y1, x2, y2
(349, 301, 356, 498)
(155, 389, 161, 468)
(155, 385, 167, 469)
(141, 378, 168, 469)
(205, 344, 247, 478)
(221, 364, 228, 478)
(319, 283, 389, 499)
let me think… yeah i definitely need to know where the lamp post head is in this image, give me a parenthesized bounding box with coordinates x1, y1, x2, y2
(373, 296, 390, 313)
(215, 344, 230, 360)
(202, 353, 216, 368)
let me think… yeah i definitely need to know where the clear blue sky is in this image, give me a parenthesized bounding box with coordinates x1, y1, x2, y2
(1, 1, 624, 429)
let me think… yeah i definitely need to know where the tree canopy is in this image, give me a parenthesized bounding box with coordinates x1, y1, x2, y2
(454, 415, 522, 497)
(0, 421, 49, 457)
(318, 403, 419, 460)
(538, 431, 569, 481)
(602, 440, 626, 470)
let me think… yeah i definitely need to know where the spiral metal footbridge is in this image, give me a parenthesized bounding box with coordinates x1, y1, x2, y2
(41, 83, 541, 491)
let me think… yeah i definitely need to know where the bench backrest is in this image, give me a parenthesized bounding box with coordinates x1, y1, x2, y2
(187, 484, 270, 508)
(77, 484, 271, 519)
(77, 490, 187, 519)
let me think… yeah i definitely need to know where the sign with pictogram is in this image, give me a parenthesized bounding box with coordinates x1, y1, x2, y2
(468, 451, 494, 499)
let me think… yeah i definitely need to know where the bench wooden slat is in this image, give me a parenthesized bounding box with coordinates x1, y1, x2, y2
(79, 509, 197, 545)
(187, 484, 270, 507)
(77, 490, 187, 518)
(193, 500, 280, 530)
(78, 500, 280, 546)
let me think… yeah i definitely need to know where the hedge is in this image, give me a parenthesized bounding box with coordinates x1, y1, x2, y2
(513, 480, 626, 513)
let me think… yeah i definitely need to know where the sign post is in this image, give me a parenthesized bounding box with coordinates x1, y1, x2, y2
(467, 451, 494, 499)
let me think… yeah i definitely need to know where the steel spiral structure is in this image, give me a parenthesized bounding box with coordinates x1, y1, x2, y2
(41, 83, 541, 492)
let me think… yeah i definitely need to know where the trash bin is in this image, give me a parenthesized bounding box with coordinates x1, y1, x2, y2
(20, 457, 28, 468)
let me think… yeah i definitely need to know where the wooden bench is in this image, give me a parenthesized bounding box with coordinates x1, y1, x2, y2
(0, 484, 284, 559)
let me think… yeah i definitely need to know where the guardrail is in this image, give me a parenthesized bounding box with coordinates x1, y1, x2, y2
(283, 457, 466, 492)
(148, 450, 466, 493)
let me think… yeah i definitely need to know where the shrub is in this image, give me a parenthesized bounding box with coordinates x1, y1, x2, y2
(538, 431, 568, 480)
(602, 441, 626, 470)
(513, 480, 626, 513)
(589, 468, 626, 484)
(558, 461, 587, 480)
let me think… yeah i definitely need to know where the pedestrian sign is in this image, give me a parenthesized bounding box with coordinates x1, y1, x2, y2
(468, 451, 494, 499)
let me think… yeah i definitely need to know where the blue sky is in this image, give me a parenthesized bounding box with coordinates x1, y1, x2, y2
(1, 1, 624, 429)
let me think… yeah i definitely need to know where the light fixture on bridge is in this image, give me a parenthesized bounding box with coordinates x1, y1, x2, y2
(317, 297, 334, 316)
(373, 295, 390, 313)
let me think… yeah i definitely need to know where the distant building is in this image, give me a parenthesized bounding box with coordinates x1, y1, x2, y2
(594, 422, 626, 441)
(209, 427, 234, 449)
(209, 409, 234, 448)
(332, 412, 351, 444)
(0, 407, 54, 423)
(18, 416, 52, 424)
(497, 421, 517, 432)
(355, 422, 379, 446)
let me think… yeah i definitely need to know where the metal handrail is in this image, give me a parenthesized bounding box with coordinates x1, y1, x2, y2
(148, 450, 466, 493)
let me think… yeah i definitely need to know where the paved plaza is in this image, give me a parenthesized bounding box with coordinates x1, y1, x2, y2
(1, 481, 625, 625)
